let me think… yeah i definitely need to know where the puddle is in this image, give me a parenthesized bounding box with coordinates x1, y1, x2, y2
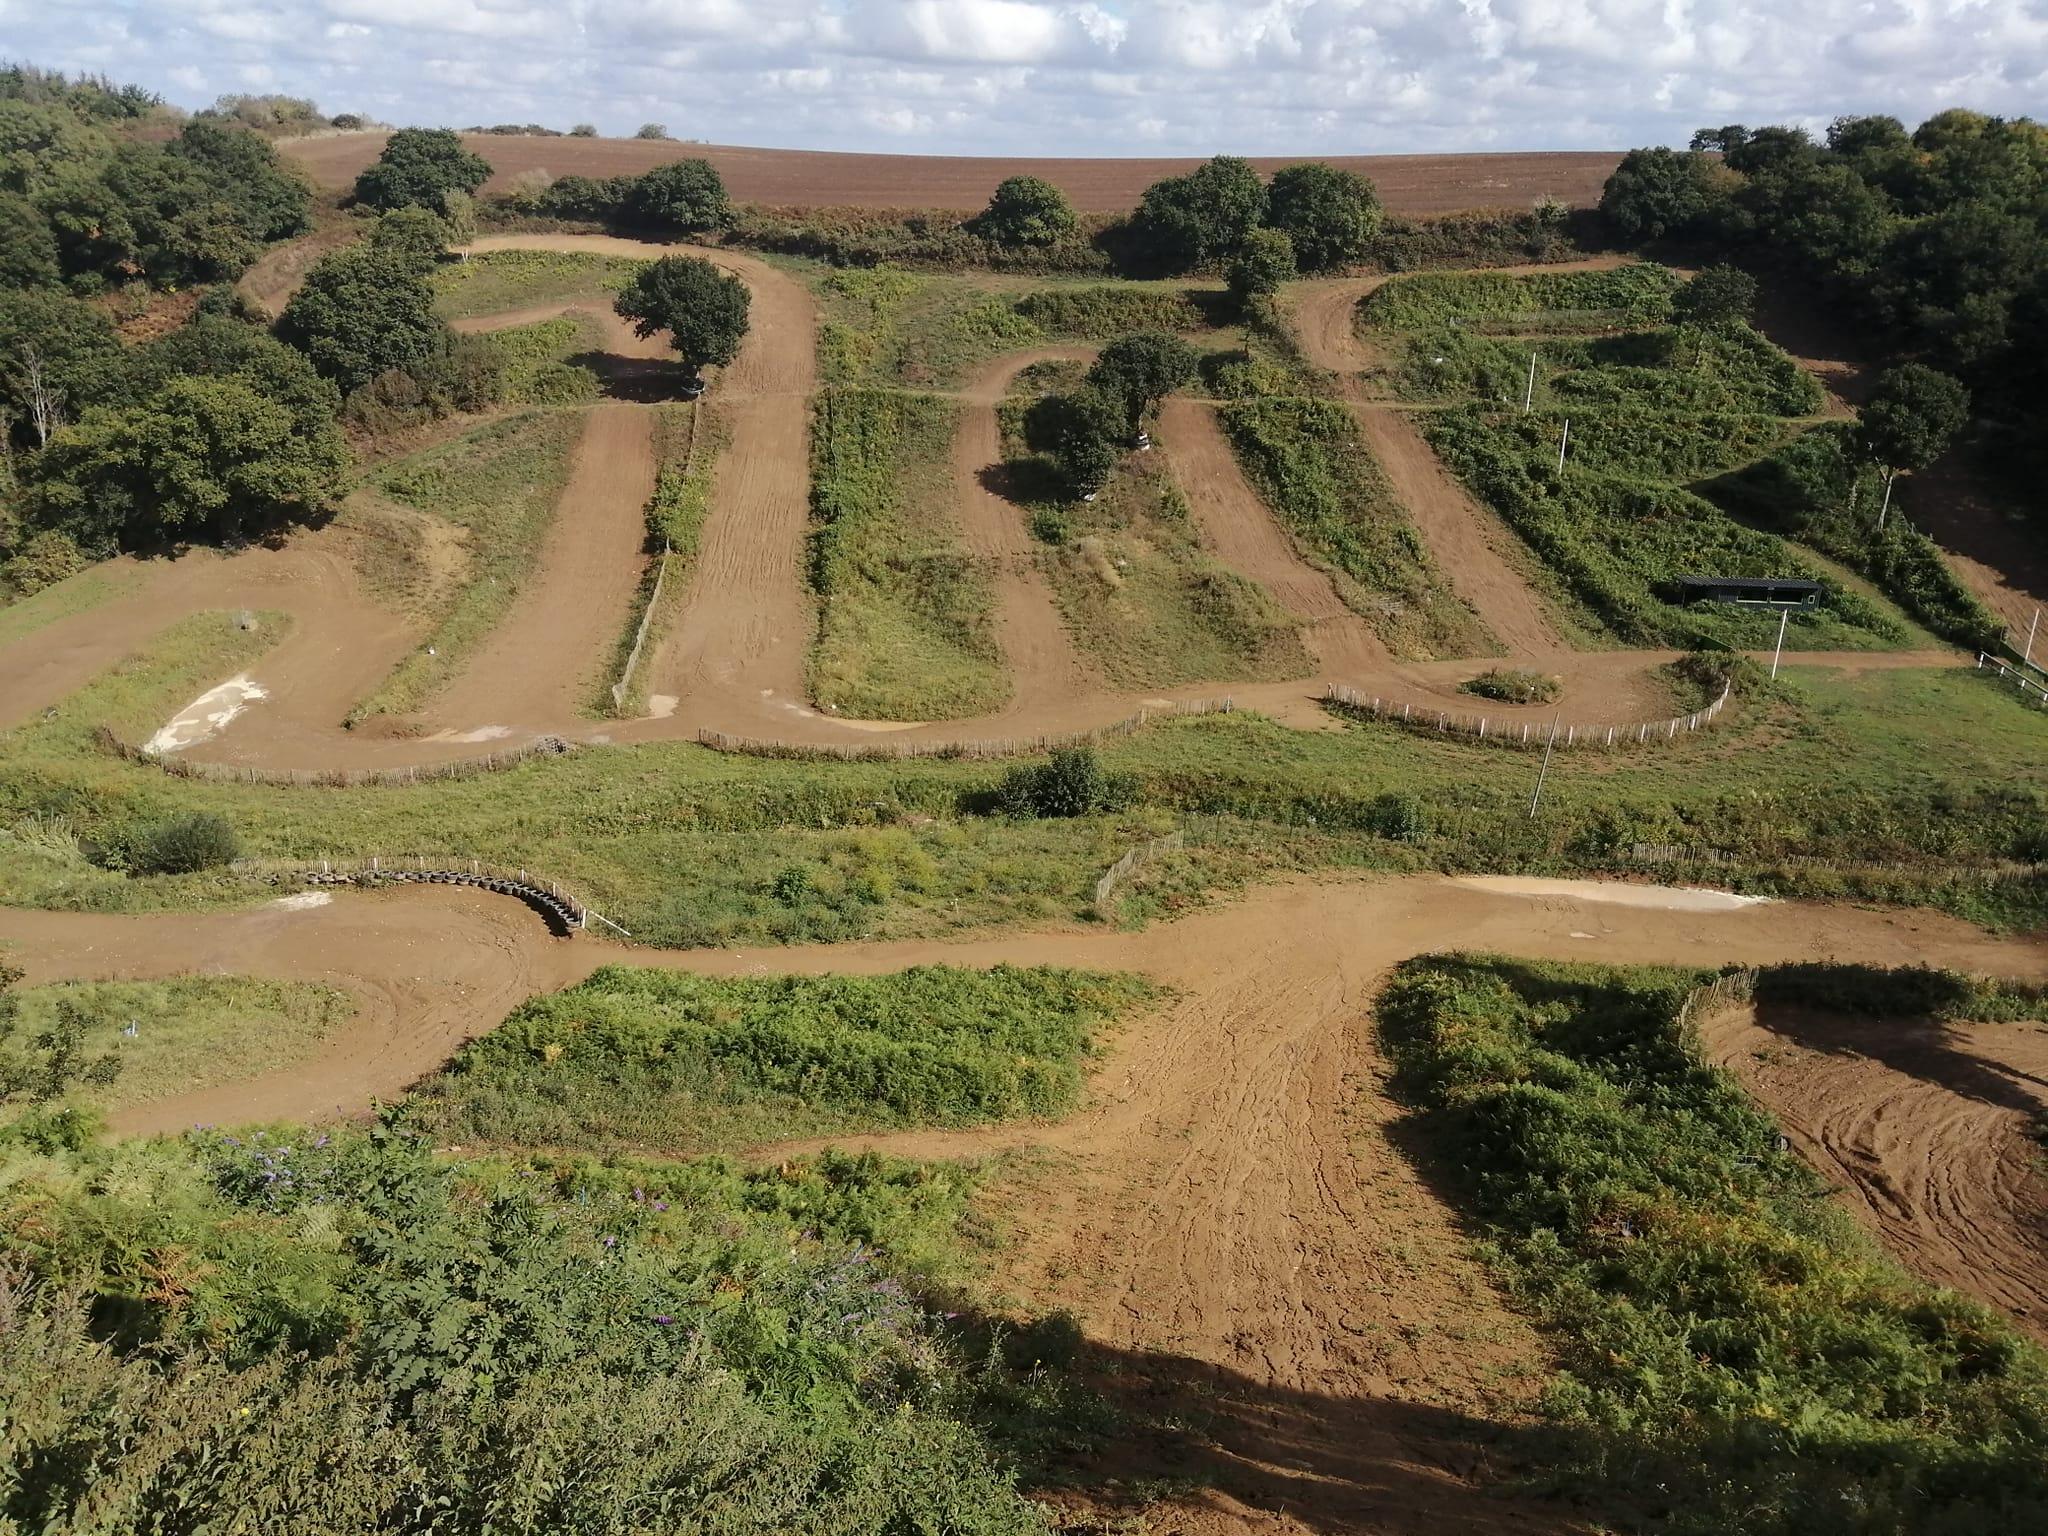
(145, 676, 267, 754)
(1456, 876, 1773, 913)
(427, 724, 515, 744)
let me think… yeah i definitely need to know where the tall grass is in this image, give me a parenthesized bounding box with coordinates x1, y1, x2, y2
(1378, 954, 2048, 1534)
(432, 248, 644, 321)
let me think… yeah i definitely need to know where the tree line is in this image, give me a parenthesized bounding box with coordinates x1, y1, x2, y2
(1600, 110, 2042, 510)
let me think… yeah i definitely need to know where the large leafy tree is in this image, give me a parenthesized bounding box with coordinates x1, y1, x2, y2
(622, 159, 731, 233)
(1670, 264, 1758, 332)
(972, 175, 1077, 246)
(353, 128, 490, 214)
(1134, 155, 1267, 270)
(32, 374, 347, 547)
(614, 255, 750, 376)
(1087, 330, 1198, 431)
(0, 100, 104, 196)
(0, 191, 60, 288)
(1265, 162, 1381, 271)
(1859, 364, 1970, 474)
(166, 120, 311, 242)
(1030, 384, 1127, 495)
(40, 143, 260, 284)
(1226, 228, 1296, 312)
(279, 246, 445, 392)
(1599, 147, 1721, 242)
(121, 315, 341, 435)
(0, 290, 123, 447)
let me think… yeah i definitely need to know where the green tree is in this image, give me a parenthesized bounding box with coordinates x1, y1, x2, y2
(40, 143, 261, 284)
(622, 159, 731, 232)
(0, 290, 123, 447)
(972, 175, 1078, 246)
(1134, 155, 1267, 269)
(1689, 124, 1751, 153)
(1088, 330, 1199, 431)
(32, 375, 346, 546)
(279, 246, 444, 392)
(1725, 124, 1817, 175)
(1599, 147, 1722, 242)
(353, 127, 490, 213)
(0, 191, 60, 288)
(636, 123, 670, 140)
(120, 315, 342, 436)
(614, 255, 750, 377)
(1033, 384, 1127, 495)
(1265, 162, 1381, 271)
(0, 100, 104, 195)
(1226, 228, 1296, 312)
(1859, 363, 1970, 474)
(0, 971, 121, 1110)
(368, 205, 451, 266)
(166, 119, 311, 241)
(1671, 264, 1758, 331)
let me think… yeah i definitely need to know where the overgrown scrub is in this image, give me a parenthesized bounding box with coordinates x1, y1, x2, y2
(432, 247, 644, 320)
(405, 962, 1153, 1153)
(1221, 397, 1489, 658)
(464, 313, 601, 405)
(808, 388, 1006, 719)
(0, 1129, 1064, 1533)
(1359, 263, 1677, 331)
(1378, 954, 2048, 1534)
(1461, 667, 1560, 704)
(1010, 284, 1209, 337)
(352, 409, 587, 721)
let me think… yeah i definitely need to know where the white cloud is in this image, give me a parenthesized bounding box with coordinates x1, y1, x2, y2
(0, 0, 2043, 154)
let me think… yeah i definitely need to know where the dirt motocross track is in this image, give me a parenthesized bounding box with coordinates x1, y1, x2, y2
(283, 134, 1622, 217)
(8, 875, 2048, 1533)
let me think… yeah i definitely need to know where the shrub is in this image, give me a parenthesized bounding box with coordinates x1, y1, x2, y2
(1370, 791, 1430, 842)
(997, 746, 1119, 818)
(971, 175, 1077, 246)
(635, 122, 669, 140)
(1, 528, 85, 595)
(621, 158, 730, 233)
(1226, 227, 1296, 311)
(1461, 667, 1561, 704)
(133, 813, 240, 875)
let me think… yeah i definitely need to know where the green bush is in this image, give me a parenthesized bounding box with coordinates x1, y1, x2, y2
(1010, 285, 1206, 337)
(132, 812, 240, 875)
(1461, 667, 1561, 704)
(1360, 263, 1679, 331)
(1379, 954, 2048, 1534)
(997, 746, 1120, 819)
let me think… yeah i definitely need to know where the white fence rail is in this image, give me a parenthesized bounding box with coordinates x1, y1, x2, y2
(1323, 680, 1734, 750)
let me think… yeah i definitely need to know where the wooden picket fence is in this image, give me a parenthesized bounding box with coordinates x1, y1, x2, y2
(1676, 968, 1759, 1030)
(696, 698, 1236, 762)
(1323, 681, 1733, 751)
(1093, 830, 1186, 920)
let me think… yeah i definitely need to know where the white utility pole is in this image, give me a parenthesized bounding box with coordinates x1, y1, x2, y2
(2025, 607, 2041, 669)
(1877, 469, 1896, 530)
(1770, 606, 1790, 679)
(1556, 418, 1571, 472)
(1528, 716, 1561, 818)
(1523, 353, 1537, 413)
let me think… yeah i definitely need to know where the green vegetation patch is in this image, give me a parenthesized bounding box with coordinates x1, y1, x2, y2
(1379, 954, 2048, 1534)
(405, 962, 1155, 1154)
(3, 975, 353, 1117)
(464, 312, 601, 405)
(1, 1128, 1062, 1532)
(0, 563, 141, 647)
(1222, 397, 1490, 658)
(352, 409, 587, 721)
(809, 387, 1006, 720)
(431, 248, 645, 321)
(1358, 262, 1678, 331)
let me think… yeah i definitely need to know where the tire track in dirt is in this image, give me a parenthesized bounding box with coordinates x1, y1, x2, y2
(1155, 395, 1390, 673)
(953, 349, 1095, 711)
(1701, 1001, 2048, 1342)
(426, 405, 657, 734)
(9, 875, 2046, 1533)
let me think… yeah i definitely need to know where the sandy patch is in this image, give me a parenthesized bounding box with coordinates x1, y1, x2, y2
(269, 891, 334, 911)
(144, 676, 267, 754)
(1455, 875, 1774, 912)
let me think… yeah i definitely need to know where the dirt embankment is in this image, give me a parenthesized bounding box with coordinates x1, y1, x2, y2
(284, 134, 1622, 217)
(8, 874, 2047, 1533)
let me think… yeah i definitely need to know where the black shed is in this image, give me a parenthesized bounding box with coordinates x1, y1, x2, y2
(1677, 575, 1823, 608)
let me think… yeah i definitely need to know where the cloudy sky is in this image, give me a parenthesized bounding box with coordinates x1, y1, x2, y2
(3, 0, 2043, 155)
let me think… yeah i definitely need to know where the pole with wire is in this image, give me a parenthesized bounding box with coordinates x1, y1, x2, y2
(1556, 418, 1571, 472)
(2025, 607, 2040, 670)
(1770, 606, 1790, 680)
(1523, 352, 1537, 413)
(1528, 715, 1561, 819)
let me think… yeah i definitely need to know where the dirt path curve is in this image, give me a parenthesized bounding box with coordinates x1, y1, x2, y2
(953, 349, 1095, 712)
(7, 874, 2045, 1533)
(427, 406, 657, 733)
(1286, 260, 1637, 658)
(1701, 1000, 2048, 1343)
(1156, 397, 1391, 672)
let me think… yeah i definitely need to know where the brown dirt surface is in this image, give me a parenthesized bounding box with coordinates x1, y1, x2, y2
(1701, 999, 2048, 1343)
(426, 404, 658, 732)
(285, 132, 1621, 217)
(1156, 396, 1389, 672)
(953, 350, 1096, 712)
(9, 874, 2047, 1531)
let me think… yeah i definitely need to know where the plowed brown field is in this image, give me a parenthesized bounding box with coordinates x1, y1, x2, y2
(284, 133, 1622, 217)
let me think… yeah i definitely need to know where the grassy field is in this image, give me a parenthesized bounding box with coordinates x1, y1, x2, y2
(1222, 397, 1492, 658)
(403, 962, 1154, 1155)
(808, 388, 1007, 719)
(464, 312, 603, 405)
(0, 563, 144, 648)
(808, 264, 1224, 389)
(432, 248, 645, 321)
(1356, 264, 1937, 651)
(3, 974, 353, 1117)
(350, 409, 587, 722)
(6, 598, 2045, 940)
(1378, 953, 2048, 1533)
